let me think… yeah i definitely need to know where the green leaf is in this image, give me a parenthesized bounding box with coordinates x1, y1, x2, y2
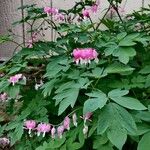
(42, 78, 58, 97)
(132, 123, 150, 136)
(135, 111, 150, 122)
(113, 47, 136, 64)
(6, 85, 20, 99)
(91, 68, 104, 78)
(93, 135, 109, 149)
(137, 132, 150, 150)
(117, 32, 127, 40)
(107, 126, 127, 150)
(97, 103, 137, 135)
(44, 56, 70, 78)
(110, 103, 137, 134)
(36, 136, 66, 150)
(109, 95, 147, 111)
(139, 65, 150, 74)
(145, 74, 150, 88)
(97, 107, 110, 135)
(105, 62, 134, 74)
(119, 33, 139, 46)
(119, 40, 136, 46)
(83, 90, 108, 114)
(104, 44, 118, 56)
(55, 87, 79, 115)
(10, 122, 24, 146)
(108, 89, 129, 98)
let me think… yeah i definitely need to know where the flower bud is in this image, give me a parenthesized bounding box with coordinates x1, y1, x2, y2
(57, 126, 64, 139)
(51, 126, 56, 139)
(72, 113, 78, 127)
(83, 125, 88, 135)
(63, 116, 70, 130)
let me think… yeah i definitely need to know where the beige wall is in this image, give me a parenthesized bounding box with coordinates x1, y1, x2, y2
(0, 0, 149, 60)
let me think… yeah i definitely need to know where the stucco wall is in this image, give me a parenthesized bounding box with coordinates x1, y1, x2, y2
(0, 0, 149, 60)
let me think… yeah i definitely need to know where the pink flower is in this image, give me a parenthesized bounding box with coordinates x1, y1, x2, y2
(51, 126, 56, 139)
(91, 4, 98, 13)
(82, 9, 90, 19)
(54, 13, 65, 21)
(73, 48, 98, 65)
(0, 138, 10, 147)
(44, 7, 59, 15)
(44, 7, 51, 14)
(0, 93, 8, 102)
(57, 126, 64, 139)
(83, 112, 92, 121)
(9, 74, 22, 86)
(72, 113, 77, 127)
(51, 7, 59, 15)
(63, 116, 70, 130)
(37, 123, 51, 137)
(82, 1, 100, 19)
(24, 120, 36, 134)
(81, 112, 92, 124)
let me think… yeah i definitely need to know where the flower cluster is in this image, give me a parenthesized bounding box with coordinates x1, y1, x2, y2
(24, 116, 71, 138)
(82, 0, 100, 19)
(8, 74, 23, 86)
(44, 7, 64, 21)
(24, 113, 91, 138)
(73, 48, 98, 65)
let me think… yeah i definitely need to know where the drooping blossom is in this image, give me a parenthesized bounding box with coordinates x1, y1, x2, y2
(57, 126, 64, 139)
(24, 120, 36, 135)
(91, 4, 98, 13)
(72, 113, 78, 127)
(83, 112, 92, 120)
(63, 116, 70, 130)
(82, 0, 100, 19)
(83, 124, 88, 135)
(0, 137, 10, 147)
(0, 93, 8, 102)
(54, 13, 65, 21)
(37, 123, 51, 137)
(82, 112, 92, 124)
(44, 7, 59, 15)
(82, 9, 91, 19)
(9, 74, 22, 86)
(73, 48, 98, 65)
(44, 6, 52, 14)
(51, 126, 56, 139)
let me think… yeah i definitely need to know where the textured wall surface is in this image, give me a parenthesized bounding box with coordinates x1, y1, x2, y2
(0, 0, 149, 60)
